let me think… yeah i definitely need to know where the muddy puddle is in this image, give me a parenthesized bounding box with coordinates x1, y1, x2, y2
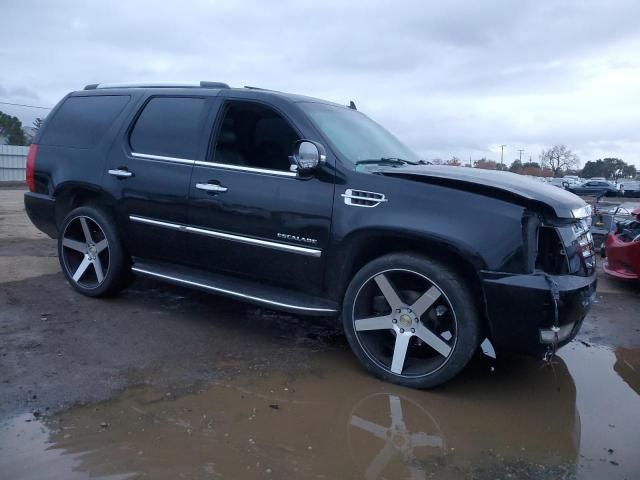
(1, 342, 639, 480)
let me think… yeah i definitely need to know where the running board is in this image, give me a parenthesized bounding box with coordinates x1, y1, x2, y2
(131, 259, 339, 316)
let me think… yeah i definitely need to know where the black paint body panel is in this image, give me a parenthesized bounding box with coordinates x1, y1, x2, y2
(24, 85, 597, 357)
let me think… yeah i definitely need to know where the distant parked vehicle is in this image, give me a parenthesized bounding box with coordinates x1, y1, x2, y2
(562, 176, 580, 185)
(567, 180, 619, 197)
(548, 178, 570, 188)
(617, 181, 640, 198)
(602, 206, 640, 280)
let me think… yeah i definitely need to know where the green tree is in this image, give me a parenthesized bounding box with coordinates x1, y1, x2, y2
(509, 160, 523, 173)
(622, 164, 637, 178)
(540, 145, 579, 177)
(474, 158, 497, 170)
(581, 158, 627, 179)
(0, 111, 28, 145)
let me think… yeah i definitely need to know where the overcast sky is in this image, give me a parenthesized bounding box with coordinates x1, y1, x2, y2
(1, 0, 639, 167)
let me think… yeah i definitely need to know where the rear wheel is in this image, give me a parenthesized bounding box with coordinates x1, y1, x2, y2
(342, 254, 480, 388)
(58, 206, 130, 297)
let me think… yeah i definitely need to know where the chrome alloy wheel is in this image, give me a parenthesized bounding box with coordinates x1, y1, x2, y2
(61, 216, 110, 289)
(352, 269, 457, 377)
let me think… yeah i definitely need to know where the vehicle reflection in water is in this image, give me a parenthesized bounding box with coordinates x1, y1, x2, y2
(348, 393, 446, 479)
(0, 349, 586, 480)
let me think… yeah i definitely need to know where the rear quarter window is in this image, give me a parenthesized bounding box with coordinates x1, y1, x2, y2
(40, 95, 130, 148)
(129, 97, 207, 159)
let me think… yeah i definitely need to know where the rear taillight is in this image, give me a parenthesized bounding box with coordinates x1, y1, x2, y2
(26, 144, 38, 192)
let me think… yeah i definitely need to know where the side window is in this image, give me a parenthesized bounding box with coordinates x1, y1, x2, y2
(130, 97, 207, 159)
(211, 101, 299, 171)
(40, 95, 130, 148)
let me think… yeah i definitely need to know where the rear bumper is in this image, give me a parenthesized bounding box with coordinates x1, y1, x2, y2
(24, 192, 58, 238)
(482, 271, 597, 356)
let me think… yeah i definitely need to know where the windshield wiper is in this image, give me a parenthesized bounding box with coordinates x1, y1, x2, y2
(355, 157, 416, 166)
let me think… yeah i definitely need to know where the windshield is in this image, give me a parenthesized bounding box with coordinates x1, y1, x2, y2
(299, 102, 419, 166)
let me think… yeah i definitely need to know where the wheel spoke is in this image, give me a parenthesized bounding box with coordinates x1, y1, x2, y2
(374, 274, 403, 310)
(390, 333, 411, 374)
(350, 415, 388, 440)
(62, 237, 86, 252)
(95, 239, 108, 253)
(389, 395, 406, 429)
(79, 217, 93, 243)
(93, 257, 105, 283)
(410, 286, 441, 317)
(410, 431, 443, 448)
(355, 314, 393, 331)
(365, 443, 395, 480)
(414, 323, 451, 357)
(72, 257, 91, 282)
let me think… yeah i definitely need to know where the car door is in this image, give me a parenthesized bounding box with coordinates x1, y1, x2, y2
(186, 96, 335, 295)
(105, 95, 210, 263)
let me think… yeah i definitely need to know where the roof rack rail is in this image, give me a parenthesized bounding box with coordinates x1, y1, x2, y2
(83, 81, 230, 90)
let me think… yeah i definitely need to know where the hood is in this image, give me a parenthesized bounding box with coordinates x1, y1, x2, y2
(376, 165, 587, 219)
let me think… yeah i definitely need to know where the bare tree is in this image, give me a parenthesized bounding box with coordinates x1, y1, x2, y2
(539, 145, 579, 177)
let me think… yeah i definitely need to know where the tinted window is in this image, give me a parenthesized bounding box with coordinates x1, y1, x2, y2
(211, 101, 299, 171)
(299, 102, 418, 165)
(130, 97, 207, 159)
(40, 95, 130, 148)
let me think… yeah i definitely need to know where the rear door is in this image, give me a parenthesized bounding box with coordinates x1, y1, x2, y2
(105, 95, 210, 263)
(186, 96, 335, 294)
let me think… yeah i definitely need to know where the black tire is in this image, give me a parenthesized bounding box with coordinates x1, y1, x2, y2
(57, 206, 131, 297)
(342, 253, 481, 388)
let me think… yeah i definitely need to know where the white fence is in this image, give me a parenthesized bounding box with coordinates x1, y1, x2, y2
(0, 145, 28, 182)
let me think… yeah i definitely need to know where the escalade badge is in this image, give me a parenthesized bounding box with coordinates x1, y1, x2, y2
(277, 233, 318, 245)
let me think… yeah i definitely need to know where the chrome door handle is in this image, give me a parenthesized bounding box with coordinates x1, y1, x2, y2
(196, 183, 228, 193)
(108, 169, 133, 178)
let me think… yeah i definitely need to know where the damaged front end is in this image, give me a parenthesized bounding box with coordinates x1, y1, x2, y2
(482, 206, 597, 357)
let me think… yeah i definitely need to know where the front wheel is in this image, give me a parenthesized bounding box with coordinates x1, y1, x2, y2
(58, 206, 131, 297)
(342, 254, 481, 388)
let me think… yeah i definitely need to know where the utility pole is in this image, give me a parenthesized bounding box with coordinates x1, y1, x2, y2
(499, 145, 506, 166)
(518, 149, 524, 162)
(469, 155, 472, 168)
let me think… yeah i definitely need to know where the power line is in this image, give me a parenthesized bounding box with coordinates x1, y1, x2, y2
(0, 101, 52, 110)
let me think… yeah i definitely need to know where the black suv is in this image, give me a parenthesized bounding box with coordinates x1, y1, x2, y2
(24, 82, 597, 388)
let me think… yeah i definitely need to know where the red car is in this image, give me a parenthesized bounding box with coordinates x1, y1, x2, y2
(603, 206, 640, 280)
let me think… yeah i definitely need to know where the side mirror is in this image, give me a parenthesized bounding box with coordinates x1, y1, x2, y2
(291, 140, 326, 173)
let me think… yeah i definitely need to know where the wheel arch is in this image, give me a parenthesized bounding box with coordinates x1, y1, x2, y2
(54, 182, 117, 229)
(328, 228, 490, 336)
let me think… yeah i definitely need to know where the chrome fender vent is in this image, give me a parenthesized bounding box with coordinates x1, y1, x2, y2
(341, 189, 388, 208)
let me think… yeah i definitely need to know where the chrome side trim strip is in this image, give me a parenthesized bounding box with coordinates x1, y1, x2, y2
(129, 215, 322, 257)
(185, 225, 321, 256)
(193, 160, 297, 177)
(129, 152, 297, 177)
(131, 152, 195, 165)
(131, 267, 337, 313)
(129, 215, 184, 230)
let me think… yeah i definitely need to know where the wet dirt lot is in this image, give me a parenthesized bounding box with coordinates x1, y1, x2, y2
(1, 186, 639, 479)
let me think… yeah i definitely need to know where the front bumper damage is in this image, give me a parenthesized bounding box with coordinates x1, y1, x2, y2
(481, 271, 597, 356)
